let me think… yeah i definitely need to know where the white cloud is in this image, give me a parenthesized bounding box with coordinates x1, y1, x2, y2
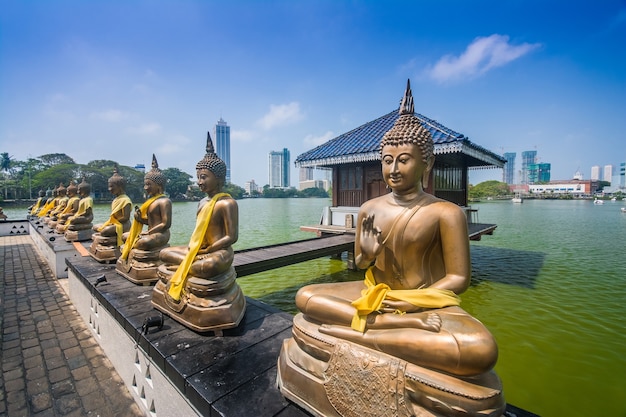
(126, 122, 161, 135)
(304, 131, 334, 146)
(90, 109, 130, 122)
(256, 102, 304, 130)
(428, 34, 541, 83)
(231, 129, 255, 142)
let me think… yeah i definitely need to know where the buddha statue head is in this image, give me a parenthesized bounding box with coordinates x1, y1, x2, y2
(57, 182, 67, 197)
(144, 154, 167, 195)
(108, 165, 127, 196)
(67, 180, 78, 197)
(196, 132, 227, 190)
(78, 177, 91, 197)
(379, 79, 434, 188)
(38, 189, 45, 198)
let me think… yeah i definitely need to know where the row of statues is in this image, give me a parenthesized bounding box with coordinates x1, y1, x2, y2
(29, 81, 504, 416)
(30, 178, 94, 241)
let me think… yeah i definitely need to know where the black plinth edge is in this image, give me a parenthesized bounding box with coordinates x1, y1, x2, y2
(64, 255, 539, 417)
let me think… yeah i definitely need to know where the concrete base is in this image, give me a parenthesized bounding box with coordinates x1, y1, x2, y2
(68, 267, 200, 417)
(29, 219, 79, 278)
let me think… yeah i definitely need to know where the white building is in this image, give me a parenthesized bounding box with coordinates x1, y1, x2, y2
(603, 165, 613, 182)
(590, 165, 601, 181)
(244, 179, 258, 195)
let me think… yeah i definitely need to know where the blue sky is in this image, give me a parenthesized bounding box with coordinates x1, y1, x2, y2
(1, 0, 625, 187)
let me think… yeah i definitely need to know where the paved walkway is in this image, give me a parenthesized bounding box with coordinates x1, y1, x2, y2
(0, 235, 144, 417)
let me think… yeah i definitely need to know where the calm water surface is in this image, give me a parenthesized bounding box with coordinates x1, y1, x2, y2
(6, 198, 626, 417)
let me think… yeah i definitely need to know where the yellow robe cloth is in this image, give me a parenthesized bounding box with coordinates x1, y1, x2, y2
(167, 193, 230, 301)
(58, 196, 80, 218)
(350, 267, 461, 332)
(64, 197, 93, 229)
(37, 198, 58, 217)
(30, 198, 44, 215)
(50, 196, 69, 217)
(97, 194, 132, 246)
(120, 194, 165, 260)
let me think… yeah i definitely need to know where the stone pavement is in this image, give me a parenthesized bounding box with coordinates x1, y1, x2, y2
(0, 235, 144, 417)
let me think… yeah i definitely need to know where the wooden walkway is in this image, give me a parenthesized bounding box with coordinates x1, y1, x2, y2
(233, 234, 354, 277)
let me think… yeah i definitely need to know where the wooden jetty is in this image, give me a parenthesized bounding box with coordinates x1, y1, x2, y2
(233, 233, 354, 277)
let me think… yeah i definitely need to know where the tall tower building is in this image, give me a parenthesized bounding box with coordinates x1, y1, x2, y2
(214, 117, 231, 183)
(268, 148, 290, 188)
(521, 150, 537, 184)
(590, 165, 601, 181)
(603, 165, 613, 182)
(502, 152, 516, 184)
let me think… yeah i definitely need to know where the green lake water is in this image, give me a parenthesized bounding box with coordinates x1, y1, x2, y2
(5, 198, 626, 416)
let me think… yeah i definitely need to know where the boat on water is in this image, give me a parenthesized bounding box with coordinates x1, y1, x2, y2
(512, 193, 523, 203)
(621, 207, 626, 213)
(593, 198, 604, 205)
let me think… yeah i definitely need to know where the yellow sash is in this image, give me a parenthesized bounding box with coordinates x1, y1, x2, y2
(120, 194, 164, 260)
(30, 198, 44, 215)
(37, 198, 58, 217)
(350, 267, 461, 332)
(51, 196, 69, 216)
(98, 194, 132, 246)
(59, 196, 80, 217)
(167, 193, 230, 301)
(64, 197, 93, 228)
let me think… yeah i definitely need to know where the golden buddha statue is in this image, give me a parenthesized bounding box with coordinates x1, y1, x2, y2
(46, 183, 68, 228)
(89, 166, 133, 262)
(116, 154, 172, 284)
(152, 133, 245, 334)
(29, 189, 47, 218)
(63, 178, 94, 242)
(55, 180, 80, 233)
(277, 81, 505, 417)
(36, 188, 57, 219)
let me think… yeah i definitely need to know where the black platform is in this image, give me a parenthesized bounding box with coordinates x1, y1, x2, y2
(65, 254, 538, 417)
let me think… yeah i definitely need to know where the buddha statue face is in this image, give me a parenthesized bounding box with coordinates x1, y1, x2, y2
(381, 143, 434, 194)
(144, 178, 163, 198)
(196, 168, 222, 195)
(108, 179, 124, 197)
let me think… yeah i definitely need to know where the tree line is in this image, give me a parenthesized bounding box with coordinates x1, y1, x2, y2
(0, 152, 328, 202)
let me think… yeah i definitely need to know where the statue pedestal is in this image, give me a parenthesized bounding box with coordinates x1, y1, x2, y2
(88, 233, 120, 263)
(277, 314, 505, 417)
(64, 228, 93, 242)
(151, 265, 246, 334)
(115, 247, 166, 285)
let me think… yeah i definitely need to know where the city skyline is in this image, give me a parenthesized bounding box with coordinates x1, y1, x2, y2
(1, 1, 625, 187)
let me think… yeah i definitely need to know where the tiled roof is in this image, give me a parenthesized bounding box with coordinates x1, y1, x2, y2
(295, 110, 505, 168)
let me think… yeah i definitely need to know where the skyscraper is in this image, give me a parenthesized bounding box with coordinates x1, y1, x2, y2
(214, 117, 231, 183)
(268, 148, 290, 188)
(502, 152, 516, 184)
(521, 150, 537, 184)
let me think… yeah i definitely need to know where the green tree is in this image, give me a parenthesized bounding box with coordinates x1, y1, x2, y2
(162, 168, 193, 199)
(38, 153, 76, 167)
(298, 187, 329, 198)
(32, 163, 80, 192)
(223, 183, 246, 199)
(1, 152, 13, 200)
(469, 180, 511, 199)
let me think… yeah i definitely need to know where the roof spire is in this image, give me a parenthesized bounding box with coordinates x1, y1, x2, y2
(399, 79, 414, 115)
(206, 131, 215, 154)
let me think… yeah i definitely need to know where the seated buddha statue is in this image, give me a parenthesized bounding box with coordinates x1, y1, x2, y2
(29, 189, 47, 218)
(277, 81, 505, 417)
(62, 178, 94, 242)
(152, 133, 245, 334)
(46, 183, 68, 228)
(55, 180, 80, 233)
(116, 154, 172, 284)
(89, 167, 133, 262)
(36, 188, 57, 220)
